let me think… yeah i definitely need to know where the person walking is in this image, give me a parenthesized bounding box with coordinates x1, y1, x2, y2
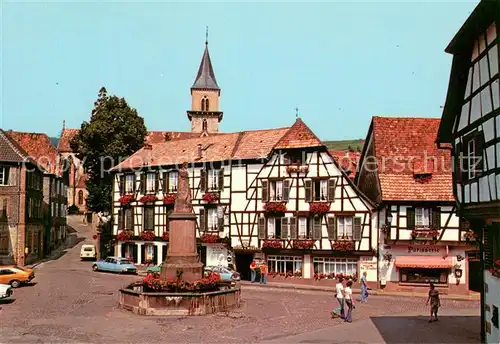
(425, 283, 441, 322)
(360, 271, 368, 303)
(344, 280, 355, 323)
(333, 277, 345, 319)
(250, 260, 257, 283)
(259, 262, 268, 284)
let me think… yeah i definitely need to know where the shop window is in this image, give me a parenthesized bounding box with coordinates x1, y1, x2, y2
(313, 257, 358, 275)
(399, 268, 448, 284)
(267, 255, 303, 274)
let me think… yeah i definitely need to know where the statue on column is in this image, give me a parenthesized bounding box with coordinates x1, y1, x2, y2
(174, 162, 193, 213)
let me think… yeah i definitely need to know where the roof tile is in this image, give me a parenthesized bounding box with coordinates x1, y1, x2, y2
(7, 131, 59, 175)
(274, 118, 323, 150)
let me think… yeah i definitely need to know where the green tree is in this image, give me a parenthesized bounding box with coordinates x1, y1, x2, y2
(70, 87, 147, 212)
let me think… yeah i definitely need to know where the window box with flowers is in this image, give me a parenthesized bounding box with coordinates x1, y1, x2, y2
(292, 240, 315, 250)
(139, 230, 156, 241)
(116, 230, 134, 242)
(286, 164, 309, 174)
(489, 260, 500, 278)
(161, 231, 169, 242)
(411, 227, 439, 241)
(139, 195, 157, 204)
(202, 192, 219, 204)
(263, 202, 287, 217)
(333, 240, 355, 251)
(309, 202, 330, 217)
(462, 230, 477, 243)
(200, 233, 219, 243)
(119, 195, 135, 208)
(163, 193, 176, 206)
(262, 239, 283, 253)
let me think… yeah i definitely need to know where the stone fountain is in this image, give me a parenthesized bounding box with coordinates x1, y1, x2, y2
(118, 162, 241, 316)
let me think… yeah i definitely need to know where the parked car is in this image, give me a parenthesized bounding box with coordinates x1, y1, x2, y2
(205, 265, 241, 282)
(0, 283, 13, 299)
(80, 244, 96, 261)
(0, 266, 35, 288)
(92, 257, 137, 274)
(146, 264, 162, 274)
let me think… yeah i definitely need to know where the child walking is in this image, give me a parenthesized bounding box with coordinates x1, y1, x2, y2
(344, 280, 355, 323)
(425, 283, 441, 322)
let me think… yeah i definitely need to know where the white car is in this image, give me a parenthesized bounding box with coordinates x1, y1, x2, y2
(0, 283, 13, 299)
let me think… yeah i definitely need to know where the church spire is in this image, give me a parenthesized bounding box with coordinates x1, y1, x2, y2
(191, 28, 220, 92)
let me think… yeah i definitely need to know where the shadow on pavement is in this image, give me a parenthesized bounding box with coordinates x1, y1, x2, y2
(0, 298, 15, 305)
(370, 316, 481, 344)
(21, 282, 38, 287)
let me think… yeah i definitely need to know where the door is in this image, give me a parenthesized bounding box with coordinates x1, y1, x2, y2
(467, 251, 481, 292)
(235, 252, 254, 281)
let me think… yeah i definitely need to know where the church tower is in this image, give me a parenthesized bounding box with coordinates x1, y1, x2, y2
(187, 34, 223, 134)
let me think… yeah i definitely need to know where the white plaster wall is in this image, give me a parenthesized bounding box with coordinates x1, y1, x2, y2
(485, 271, 500, 344)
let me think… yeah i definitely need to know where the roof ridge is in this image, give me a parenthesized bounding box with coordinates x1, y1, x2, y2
(230, 131, 245, 157)
(373, 116, 442, 120)
(0, 129, 30, 161)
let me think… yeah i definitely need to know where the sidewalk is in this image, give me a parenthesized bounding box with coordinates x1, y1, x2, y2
(240, 280, 481, 301)
(26, 234, 74, 269)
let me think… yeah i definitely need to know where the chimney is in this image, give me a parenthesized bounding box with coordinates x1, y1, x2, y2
(197, 144, 203, 159)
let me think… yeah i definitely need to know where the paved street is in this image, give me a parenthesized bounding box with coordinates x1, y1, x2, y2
(0, 216, 481, 343)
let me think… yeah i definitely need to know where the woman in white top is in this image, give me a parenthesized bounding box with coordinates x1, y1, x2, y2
(344, 280, 354, 323)
(334, 277, 345, 319)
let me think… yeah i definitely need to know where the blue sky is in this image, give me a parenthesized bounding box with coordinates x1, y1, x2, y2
(1, 1, 478, 140)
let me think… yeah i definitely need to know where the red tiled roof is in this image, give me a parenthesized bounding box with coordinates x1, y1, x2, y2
(58, 129, 219, 153)
(0, 129, 32, 164)
(7, 131, 58, 175)
(274, 119, 323, 150)
(112, 127, 290, 171)
(371, 116, 454, 201)
(329, 150, 360, 180)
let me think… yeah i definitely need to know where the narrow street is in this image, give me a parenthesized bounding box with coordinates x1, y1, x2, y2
(0, 216, 481, 343)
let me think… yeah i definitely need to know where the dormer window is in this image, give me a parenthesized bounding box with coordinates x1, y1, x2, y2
(284, 150, 304, 165)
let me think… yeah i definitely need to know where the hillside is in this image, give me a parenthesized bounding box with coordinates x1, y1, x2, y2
(322, 139, 365, 152)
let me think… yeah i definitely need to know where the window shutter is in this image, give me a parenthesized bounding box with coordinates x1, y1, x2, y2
(312, 217, 322, 240)
(475, 133, 485, 176)
(261, 180, 269, 202)
(431, 208, 441, 229)
(132, 245, 138, 263)
(121, 244, 126, 258)
(258, 217, 266, 239)
(162, 172, 168, 193)
(126, 208, 134, 229)
(140, 245, 146, 265)
(218, 211, 224, 232)
(327, 179, 336, 201)
(118, 209, 125, 230)
(155, 172, 160, 193)
(327, 216, 337, 240)
(407, 208, 415, 230)
(153, 245, 158, 265)
(199, 208, 206, 231)
(281, 217, 289, 239)
(119, 176, 125, 195)
(140, 173, 146, 193)
(200, 170, 207, 192)
(353, 217, 362, 241)
(218, 168, 224, 191)
(289, 217, 297, 240)
(283, 180, 290, 201)
(305, 180, 312, 202)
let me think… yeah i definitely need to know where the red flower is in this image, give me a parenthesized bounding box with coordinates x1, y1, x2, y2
(286, 165, 309, 173)
(202, 192, 219, 203)
(463, 230, 477, 241)
(161, 232, 169, 241)
(92, 234, 98, 240)
(262, 240, 283, 249)
(309, 202, 330, 216)
(139, 230, 155, 241)
(143, 271, 222, 292)
(333, 241, 354, 251)
(119, 194, 135, 207)
(411, 228, 439, 240)
(139, 194, 157, 204)
(116, 230, 133, 242)
(292, 240, 314, 249)
(263, 202, 287, 215)
(163, 193, 176, 205)
(200, 234, 218, 243)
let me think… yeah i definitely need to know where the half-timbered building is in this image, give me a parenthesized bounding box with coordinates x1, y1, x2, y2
(110, 118, 378, 285)
(356, 117, 474, 295)
(436, 1, 499, 342)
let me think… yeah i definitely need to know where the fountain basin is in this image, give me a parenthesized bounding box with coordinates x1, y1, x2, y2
(119, 283, 241, 316)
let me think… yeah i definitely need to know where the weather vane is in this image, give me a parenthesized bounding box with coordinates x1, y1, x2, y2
(295, 107, 299, 119)
(205, 26, 209, 45)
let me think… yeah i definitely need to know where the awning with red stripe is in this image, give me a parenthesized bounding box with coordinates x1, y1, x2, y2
(395, 256, 453, 269)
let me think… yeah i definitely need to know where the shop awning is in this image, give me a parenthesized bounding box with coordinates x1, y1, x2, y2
(395, 256, 453, 269)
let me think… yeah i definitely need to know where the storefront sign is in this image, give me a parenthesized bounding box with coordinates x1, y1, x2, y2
(407, 246, 440, 253)
(206, 245, 228, 267)
(360, 262, 377, 270)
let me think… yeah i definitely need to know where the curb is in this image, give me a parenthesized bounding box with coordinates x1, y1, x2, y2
(25, 235, 73, 269)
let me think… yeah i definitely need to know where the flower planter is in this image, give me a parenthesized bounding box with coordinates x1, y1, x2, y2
(309, 202, 330, 217)
(163, 193, 176, 206)
(292, 240, 315, 250)
(263, 202, 287, 217)
(411, 228, 439, 241)
(200, 234, 219, 243)
(116, 230, 134, 242)
(161, 232, 169, 242)
(139, 230, 156, 241)
(202, 192, 219, 203)
(119, 195, 135, 208)
(286, 165, 309, 174)
(139, 195, 157, 204)
(489, 260, 500, 278)
(333, 241, 355, 251)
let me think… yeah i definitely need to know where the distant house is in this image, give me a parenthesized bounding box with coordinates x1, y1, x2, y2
(436, 1, 499, 342)
(356, 117, 470, 294)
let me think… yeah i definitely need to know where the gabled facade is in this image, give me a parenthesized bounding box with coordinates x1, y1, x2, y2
(110, 118, 378, 285)
(436, 1, 499, 341)
(356, 117, 470, 295)
(0, 129, 45, 265)
(7, 131, 69, 259)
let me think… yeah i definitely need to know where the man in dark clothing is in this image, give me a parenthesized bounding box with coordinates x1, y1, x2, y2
(425, 283, 441, 322)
